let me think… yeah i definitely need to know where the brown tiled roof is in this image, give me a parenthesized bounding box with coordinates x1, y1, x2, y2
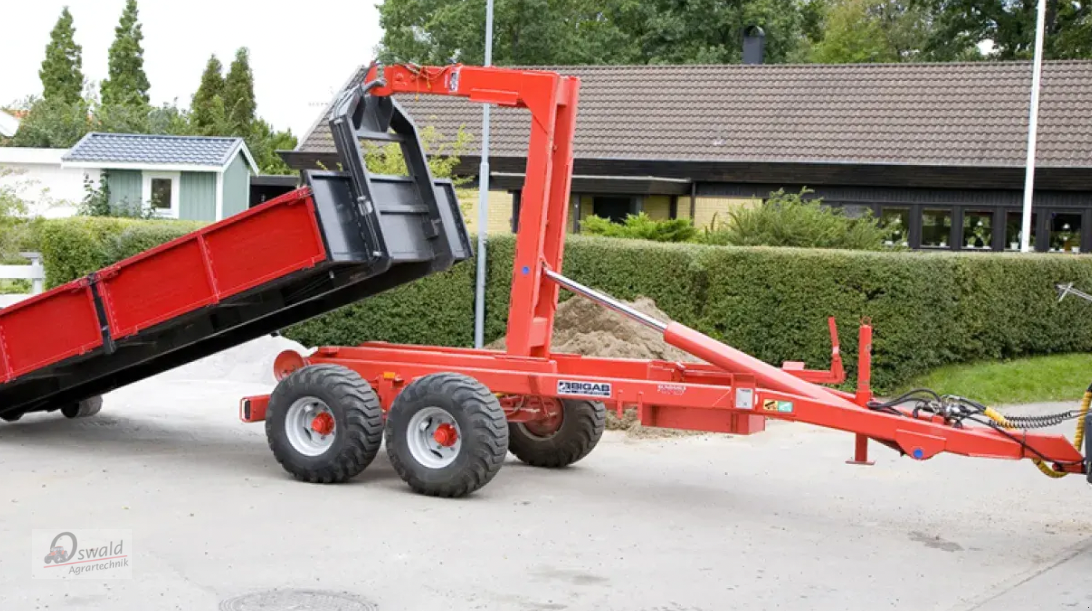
(296, 61, 1092, 168)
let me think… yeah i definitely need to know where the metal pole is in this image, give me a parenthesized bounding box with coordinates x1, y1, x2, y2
(1020, 0, 1047, 253)
(473, 0, 494, 348)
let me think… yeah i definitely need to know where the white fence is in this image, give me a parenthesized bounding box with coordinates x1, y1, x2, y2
(0, 252, 45, 308)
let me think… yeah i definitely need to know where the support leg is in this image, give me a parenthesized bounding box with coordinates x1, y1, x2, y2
(846, 434, 875, 466)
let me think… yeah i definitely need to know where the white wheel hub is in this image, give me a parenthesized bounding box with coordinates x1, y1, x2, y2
(406, 406, 462, 468)
(285, 397, 336, 457)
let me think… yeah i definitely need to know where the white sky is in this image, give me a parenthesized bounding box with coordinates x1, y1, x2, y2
(0, 0, 383, 138)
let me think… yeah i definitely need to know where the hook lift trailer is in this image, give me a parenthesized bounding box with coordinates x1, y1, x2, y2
(2, 65, 1090, 497)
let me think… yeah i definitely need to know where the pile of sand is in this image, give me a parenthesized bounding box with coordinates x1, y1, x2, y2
(492, 296, 696, 362)
(492, 296, 704, 436)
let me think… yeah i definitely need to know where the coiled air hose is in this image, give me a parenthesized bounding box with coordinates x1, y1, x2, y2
(982, 386, 1091, 478)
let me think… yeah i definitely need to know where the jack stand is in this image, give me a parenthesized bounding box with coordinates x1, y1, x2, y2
(846, 434, 875, 465)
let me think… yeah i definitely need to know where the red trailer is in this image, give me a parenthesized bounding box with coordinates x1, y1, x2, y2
(242, 64, 1092, 498)
(0, 81, 471, 423)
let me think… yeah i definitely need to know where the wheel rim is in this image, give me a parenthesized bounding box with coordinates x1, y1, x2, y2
(406, 406, 462, 468)
(285, 397, 337, 457)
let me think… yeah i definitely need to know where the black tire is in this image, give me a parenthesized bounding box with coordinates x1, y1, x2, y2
(509, 400, 605, 468)
(385, 373, 508, 498)
(1, 411, 23, 422)
(265, 364, 383, 484)
(62, 396, 103, 419)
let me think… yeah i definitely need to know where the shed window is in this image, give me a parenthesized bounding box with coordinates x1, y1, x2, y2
(151, 178, 172, 210)
(141, 171, 181, 219)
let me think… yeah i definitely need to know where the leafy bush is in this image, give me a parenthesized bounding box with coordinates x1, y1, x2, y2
(76, 172, 156, 219)
(0, 169, 45, 284)
(702, 188, 889, 250)
(38, 216, 205, 287)
(363, 125, 471, 183)
(580, 213, 698, 242)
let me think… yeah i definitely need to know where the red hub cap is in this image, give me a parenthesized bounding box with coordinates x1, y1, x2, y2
(433, 423, 459, 447)
(521, 397, 564, 437)
(310, 412, 335, 436)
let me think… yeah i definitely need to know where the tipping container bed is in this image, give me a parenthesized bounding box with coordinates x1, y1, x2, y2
(0, 84, 471, 420)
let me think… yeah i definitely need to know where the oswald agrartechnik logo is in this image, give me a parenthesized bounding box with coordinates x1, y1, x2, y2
(32, 529, 132, 579)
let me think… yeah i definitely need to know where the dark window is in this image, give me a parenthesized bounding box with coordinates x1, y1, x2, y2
(592, 196, 633, 223)
(151, 178, 172, 210)
(1005, 211, 1037, 251)
(962, 210, 992, 249)
(1049, 212, 1082, 253)
(879, 207, 909, 247)
(921, 209, 952, 249)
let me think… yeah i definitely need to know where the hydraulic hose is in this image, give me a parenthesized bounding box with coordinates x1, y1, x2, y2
(982, 386, 1091, 479)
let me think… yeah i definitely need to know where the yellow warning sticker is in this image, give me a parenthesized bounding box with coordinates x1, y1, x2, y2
(762, 399, 794, 413)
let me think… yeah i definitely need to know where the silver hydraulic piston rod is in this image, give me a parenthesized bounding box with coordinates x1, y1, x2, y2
(543, 268, 668, 332)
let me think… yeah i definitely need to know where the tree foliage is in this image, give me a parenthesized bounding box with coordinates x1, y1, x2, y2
(0, 169, 40, 264)
(377, 0, 1092, 65)
(811, 0, 899, 62)
(9, 93, 197, 149)
(921, 0, 1092, 60)
(223, 48, 256, 136)
(247, 119, 297, 175)
(9, 24, 294, 175)
(40, 7, 85, 104)
(101, 0, 151, 107)
(378, 0, 814, 65)
(363, 125, 471, 181)
(191, 55, 226, 135)
(9, 96, 92, 148)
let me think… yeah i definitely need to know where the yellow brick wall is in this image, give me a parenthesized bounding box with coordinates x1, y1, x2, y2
(643, 195, 672, 220)
(675, 197, 692, 220)
(579, 194, 594, 220)
(458, 188, 514, 234)
(693, 196, 758, 231)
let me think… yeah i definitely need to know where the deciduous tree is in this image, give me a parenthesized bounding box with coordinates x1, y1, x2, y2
(377, 0, 812, 65)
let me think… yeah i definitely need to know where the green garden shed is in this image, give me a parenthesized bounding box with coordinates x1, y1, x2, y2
(62, 132, 258, 221)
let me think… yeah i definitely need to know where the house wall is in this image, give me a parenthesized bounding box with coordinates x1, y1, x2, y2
(179, 172, 217, 221)
(222, 153, 250, 218)
(570, 193, 675, 225)
(459, 189, 513, 234)
(107, 170, 143, 208)
(693, 195, 758, 230)
(579, 195, 593, 219)
(643, 195, 672, 220)
(0, 148, 88, 218)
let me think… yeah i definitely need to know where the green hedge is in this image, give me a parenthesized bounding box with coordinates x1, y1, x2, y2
(35, 218, 1092, 392)
(288, 235, 1092, 391)
(38, 217, 206, 288)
